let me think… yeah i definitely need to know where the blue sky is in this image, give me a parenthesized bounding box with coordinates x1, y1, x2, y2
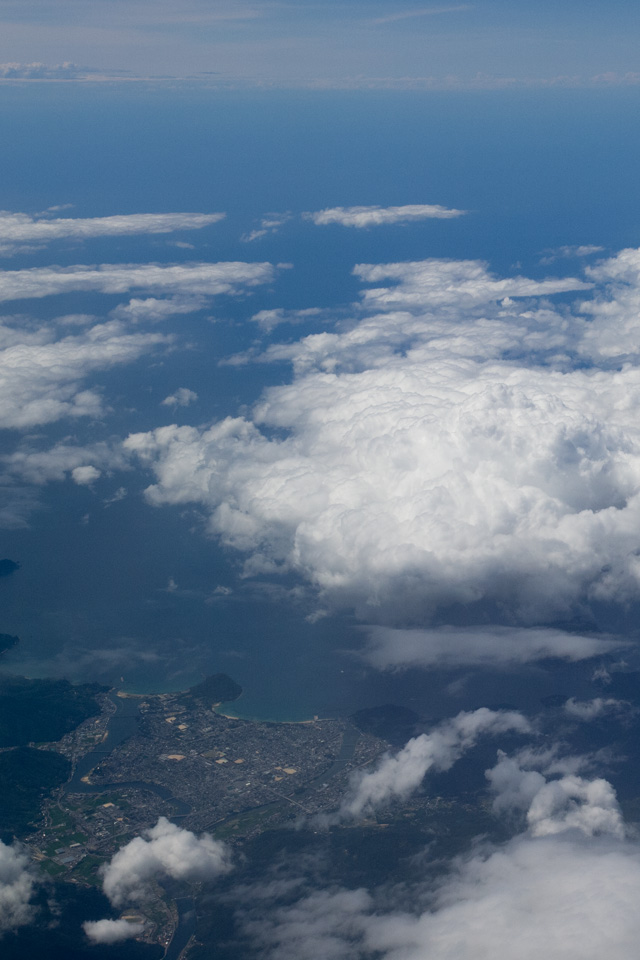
(1, 1, 640, 84)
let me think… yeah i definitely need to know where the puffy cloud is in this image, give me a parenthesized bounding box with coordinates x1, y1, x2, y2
(362, 626, 619, 669)
(3, 441, 126, 485)
(71, 464, 101, 485)
(124, 251, 640, 665)
(0, 317, 168, 428)
(82, 918, 146, 944)
(577, 247, 640, 361)
(0, 440, 126, 527)
(161, 387, 198, 408)
(0, 211, 224, 256)
(101, 817, 231, 906)
(0, 260, 275, 303)
(563, 696, 628, 720)
(527, 775, 624, 838)
(339, 709, 530, 819)
(487, 752, 625, 838)
(305, 204, 466, 227)
(485, 752, 547, 815)
(0, 840, 37, 936)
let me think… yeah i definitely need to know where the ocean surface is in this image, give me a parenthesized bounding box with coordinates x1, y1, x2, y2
(2, 84, 640, 720)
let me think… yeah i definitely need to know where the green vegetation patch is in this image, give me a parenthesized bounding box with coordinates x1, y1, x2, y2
(71, 853, 106, 885)
(49, 807, 74, 829)
(350, 704, 422, 745)
(39, 859, 67, 878)
(0, 675, 107, 747)
(180, 674, 242, 708)
(0, 747, 70, 836)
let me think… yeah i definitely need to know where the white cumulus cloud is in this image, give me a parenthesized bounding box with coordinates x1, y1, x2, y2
(0, 840, 37, 936)
(487, 752, 625, 838)
(71, 464, 101, 485)
(563, 696, 629, 720)
(123, 250, 640, 665)
(100, 817, 231, 906)
(339, 708, 530, 819)
(252, 758, 640, 960)
(0, 317, 168, 429)
(3, 441, 127, 485)
(161, 387, 198, 408)
(82, 918, 146, 944)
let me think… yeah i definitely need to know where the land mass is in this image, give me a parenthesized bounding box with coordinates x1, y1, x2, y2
(0, 747, 70, 838)
(0, 558, 20, 578)
(182, 673, 242, 707)
(0, 632, 19, 656)
(0, 675, 107, 748)
(9, 675, 528, 959)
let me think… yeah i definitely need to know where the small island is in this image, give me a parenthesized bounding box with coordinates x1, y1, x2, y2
(0, 632, 19, 656)
(0, 558, 20, 578)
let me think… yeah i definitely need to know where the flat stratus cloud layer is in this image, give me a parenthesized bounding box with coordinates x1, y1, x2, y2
(251, 737, 640, 960)
(363, 626, 619, 669)
(125, 249, 640, 669)
(0, 61, 83, 80)
(3, 1, 640, 86)
(0, 211, 225, 255)
(0, 260, 275, 303)
(305, 204, 466, 227)
(254, 836, 640, 960)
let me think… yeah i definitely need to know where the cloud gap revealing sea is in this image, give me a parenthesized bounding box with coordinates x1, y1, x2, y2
(2, 84, 640, 721)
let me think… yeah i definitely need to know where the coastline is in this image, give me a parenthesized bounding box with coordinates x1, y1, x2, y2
(115, 686, 328, 725)
(212, 703, 325, 724)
